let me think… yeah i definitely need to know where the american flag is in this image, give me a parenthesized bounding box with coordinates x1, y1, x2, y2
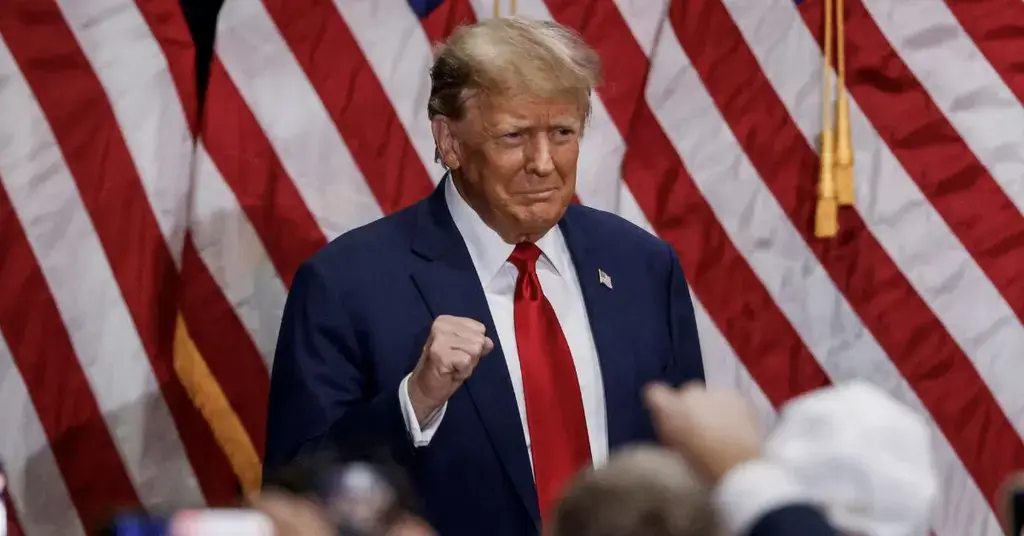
(1, 0, 1021, 534)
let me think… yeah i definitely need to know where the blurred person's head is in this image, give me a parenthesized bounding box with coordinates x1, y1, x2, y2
(546, 445, 718, 536)
(261, 447, 433, 536)
(766, 381, 937, 536)
(428, 17, 600, 243)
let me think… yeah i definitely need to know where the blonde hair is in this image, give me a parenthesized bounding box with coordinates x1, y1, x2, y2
(427, 17, 602, 123)
(548, 446, 719, 536)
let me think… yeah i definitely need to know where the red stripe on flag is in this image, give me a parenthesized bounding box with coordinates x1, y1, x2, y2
(133, 0, 200, 132)
(694, 0, 1024, 507)
(942, 0, 1024, 107)
(0, 0, 234, 503)
(179, 239, 270, 456)
(201, 60, 327, 285)
(133, 0, 245, 504)
(0, 181, 140, 527)
(544, 0, 832, 407)
(134, 0, 268, 492)
(802, 0, 1024, 324)
(261, 0, 435, 216)
(420, 0, 477, 45)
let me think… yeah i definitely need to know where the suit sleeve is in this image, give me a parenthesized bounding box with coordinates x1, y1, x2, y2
(747, 506, 838, 536)
(714, 460, 837, 536)
(263, 260, 414, 480)
(664, 243, 706, 386)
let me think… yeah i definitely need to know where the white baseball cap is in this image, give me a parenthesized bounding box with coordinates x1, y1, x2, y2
(764, 381, 937, 536)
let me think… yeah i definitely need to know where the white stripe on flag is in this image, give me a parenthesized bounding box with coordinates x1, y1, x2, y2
(0, 333, 86, 536)
(692, 296, 778, 434)
(612, 0, 669, 57)
(55, 0, 192, 265)
(191, 144, 286, 367)
(333, 0, 444, 181)
(862, 0, 1024, 215)
(0, 33, 203, 512)
(215, 0, 383, 240)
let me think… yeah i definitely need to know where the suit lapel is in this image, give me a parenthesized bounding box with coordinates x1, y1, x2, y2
(559, 209, 636, 450)
(409, 180, 541, 528)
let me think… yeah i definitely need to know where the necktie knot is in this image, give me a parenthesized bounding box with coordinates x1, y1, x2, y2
(508, 242, 542, 272)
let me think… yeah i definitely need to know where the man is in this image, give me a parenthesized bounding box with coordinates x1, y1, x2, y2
(763, 381, 936, 536)
(645, 382, 841, 536)
(264, 18, 705, 536)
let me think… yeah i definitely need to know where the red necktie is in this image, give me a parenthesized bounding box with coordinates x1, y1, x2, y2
(508, 242, 592, 521)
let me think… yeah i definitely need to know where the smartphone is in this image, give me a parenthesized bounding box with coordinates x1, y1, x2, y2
(108, 509, 273, 536)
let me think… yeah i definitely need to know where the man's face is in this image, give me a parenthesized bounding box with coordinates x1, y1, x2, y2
(443, 93, 583, 242)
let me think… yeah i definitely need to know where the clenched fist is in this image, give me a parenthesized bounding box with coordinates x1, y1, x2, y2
(407, 315, 494, 424)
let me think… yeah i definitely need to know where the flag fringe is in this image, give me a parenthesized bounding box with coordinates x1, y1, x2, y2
(834, 0, 855, 206)
(817, 0, 839, 238)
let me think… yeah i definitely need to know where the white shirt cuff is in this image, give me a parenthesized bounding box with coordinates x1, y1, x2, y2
(712, 459, 813, 536)
(398, 374, 447, 447)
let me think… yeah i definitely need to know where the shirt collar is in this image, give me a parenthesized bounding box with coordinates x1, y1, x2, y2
(444, 175, 569, 286)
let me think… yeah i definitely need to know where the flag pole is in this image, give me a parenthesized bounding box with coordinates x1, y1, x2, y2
(816, 0, 838, 238)
(834, 0, 855, 206)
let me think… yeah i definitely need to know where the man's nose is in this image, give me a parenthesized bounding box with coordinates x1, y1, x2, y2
(524, 134, 555, 176)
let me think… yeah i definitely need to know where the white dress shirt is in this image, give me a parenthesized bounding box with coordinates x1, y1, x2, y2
(398, 178, 609, 471)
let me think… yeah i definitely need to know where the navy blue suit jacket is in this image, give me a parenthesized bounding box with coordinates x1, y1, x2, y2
(266, 181, 713, 534)
(751, 505, 838, 536)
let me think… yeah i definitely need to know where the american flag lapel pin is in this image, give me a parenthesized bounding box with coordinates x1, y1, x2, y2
(598, 269, 613, 289)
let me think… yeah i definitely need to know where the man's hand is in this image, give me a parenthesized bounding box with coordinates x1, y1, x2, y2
(249, 490, 334, 536)
(644, 381, 763, 484)
(407, 315, 494, 425)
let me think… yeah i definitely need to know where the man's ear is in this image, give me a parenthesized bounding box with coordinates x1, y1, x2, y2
(431, 116, 461, 170)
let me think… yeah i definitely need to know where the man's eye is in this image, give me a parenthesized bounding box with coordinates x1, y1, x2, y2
(503, 132, 523, 140)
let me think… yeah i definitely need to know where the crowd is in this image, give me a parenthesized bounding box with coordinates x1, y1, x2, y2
(265, 380, 940, 536)
(87, 380, 941, 536)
